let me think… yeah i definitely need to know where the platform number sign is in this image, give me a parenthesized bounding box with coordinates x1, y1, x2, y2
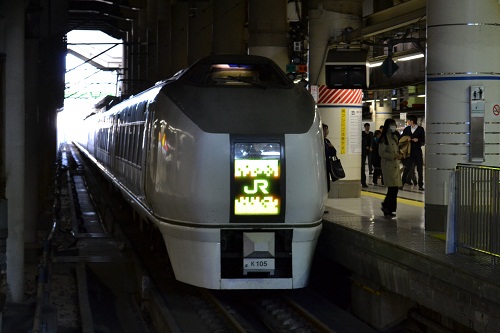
(233, 143, 281, 216)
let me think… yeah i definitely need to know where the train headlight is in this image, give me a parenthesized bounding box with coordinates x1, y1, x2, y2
(234, 143, 280, 159)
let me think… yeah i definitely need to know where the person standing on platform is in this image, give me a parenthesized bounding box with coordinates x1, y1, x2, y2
(323, 123, 337, 193)
(378, 118, 403, 217)
(371, 130, 383, 185)
(400, 115, 425, 191)
(361, 123, 373, 188)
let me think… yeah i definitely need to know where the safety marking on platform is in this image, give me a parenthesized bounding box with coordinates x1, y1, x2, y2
(428, 232, 446, 241)
(361, 191, 424, 208)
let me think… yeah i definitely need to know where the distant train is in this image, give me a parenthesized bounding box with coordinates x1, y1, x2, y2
(74, 54, 326, 289)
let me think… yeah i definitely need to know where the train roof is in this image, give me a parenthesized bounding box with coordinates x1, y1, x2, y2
(96, 54, 293, 110)
(76, 55, 313, 134)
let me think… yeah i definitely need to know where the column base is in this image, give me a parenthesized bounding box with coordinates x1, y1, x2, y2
(425, 204, 448, 232)
(328, 180, 361, 198)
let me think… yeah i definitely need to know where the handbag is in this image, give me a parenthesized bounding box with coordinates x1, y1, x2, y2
(329, 155, 345, 179)
(399, 135, 412, 159)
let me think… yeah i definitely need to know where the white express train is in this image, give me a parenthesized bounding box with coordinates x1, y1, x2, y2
(75, 54, 327, 289)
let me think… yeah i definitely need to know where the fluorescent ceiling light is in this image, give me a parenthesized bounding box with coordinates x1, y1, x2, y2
(397, 54, 424, 62)
(368, 62, 383, 68)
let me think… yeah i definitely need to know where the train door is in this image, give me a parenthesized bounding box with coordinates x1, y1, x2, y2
(134, 101, 148, 194)
(108, 112, 118, 172)
(142, 100, 156, 204)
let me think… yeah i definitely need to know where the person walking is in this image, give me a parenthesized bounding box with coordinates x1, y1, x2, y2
(400, 115, 425, 191)
(378, 118, 403, 217)
(361, 123, 373, 187)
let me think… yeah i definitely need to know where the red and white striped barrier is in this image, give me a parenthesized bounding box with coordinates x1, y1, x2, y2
(317, 85, 362, 105)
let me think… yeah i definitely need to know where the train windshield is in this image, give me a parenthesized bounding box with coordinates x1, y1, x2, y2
(181, 60, 293, 88)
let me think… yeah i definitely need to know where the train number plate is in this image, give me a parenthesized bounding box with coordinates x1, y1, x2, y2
(243, 258, 275, 270)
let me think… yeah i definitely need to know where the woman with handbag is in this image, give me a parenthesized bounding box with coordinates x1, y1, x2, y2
(378, 118, 403, 217)
(323, 123, 337, 192)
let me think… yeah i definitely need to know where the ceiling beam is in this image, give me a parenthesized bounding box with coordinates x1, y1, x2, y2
(342, 0, 426, 41)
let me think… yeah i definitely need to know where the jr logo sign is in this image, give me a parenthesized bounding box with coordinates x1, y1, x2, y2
(244, 180, 269, 194)
(234, 159, 280, 215)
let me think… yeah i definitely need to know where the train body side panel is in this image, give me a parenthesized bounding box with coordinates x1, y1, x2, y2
(100, 88, 160, 201)
(284, 112, 326, 223)
(94, 114, 113, 171)
(145, 94, 230, 223)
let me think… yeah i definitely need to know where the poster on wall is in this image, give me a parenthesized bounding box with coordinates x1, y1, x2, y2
(348, 108, 362, 154)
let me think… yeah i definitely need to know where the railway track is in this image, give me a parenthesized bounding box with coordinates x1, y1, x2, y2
(44, 143, 375, 332)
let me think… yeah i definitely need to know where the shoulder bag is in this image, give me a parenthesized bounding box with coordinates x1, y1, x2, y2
(329, 155, 345, 179)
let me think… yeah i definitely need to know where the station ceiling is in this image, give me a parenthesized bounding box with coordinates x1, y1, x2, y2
(67, 0, 424, 46)
(67, 0, 426, 90)
(68, 0, 139, 39)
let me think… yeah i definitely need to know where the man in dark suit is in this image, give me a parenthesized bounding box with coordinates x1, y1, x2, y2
(400, 115, 425, 190)
(361, 123, 373, 187)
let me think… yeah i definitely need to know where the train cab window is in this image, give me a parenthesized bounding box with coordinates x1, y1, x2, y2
(180, 58, 293, 88)
(204, 64, 290, 88)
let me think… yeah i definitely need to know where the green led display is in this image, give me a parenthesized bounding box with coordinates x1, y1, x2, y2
(234, 159, 280, 215)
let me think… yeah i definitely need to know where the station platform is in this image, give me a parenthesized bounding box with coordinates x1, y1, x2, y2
(317, 180, 500, 332)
